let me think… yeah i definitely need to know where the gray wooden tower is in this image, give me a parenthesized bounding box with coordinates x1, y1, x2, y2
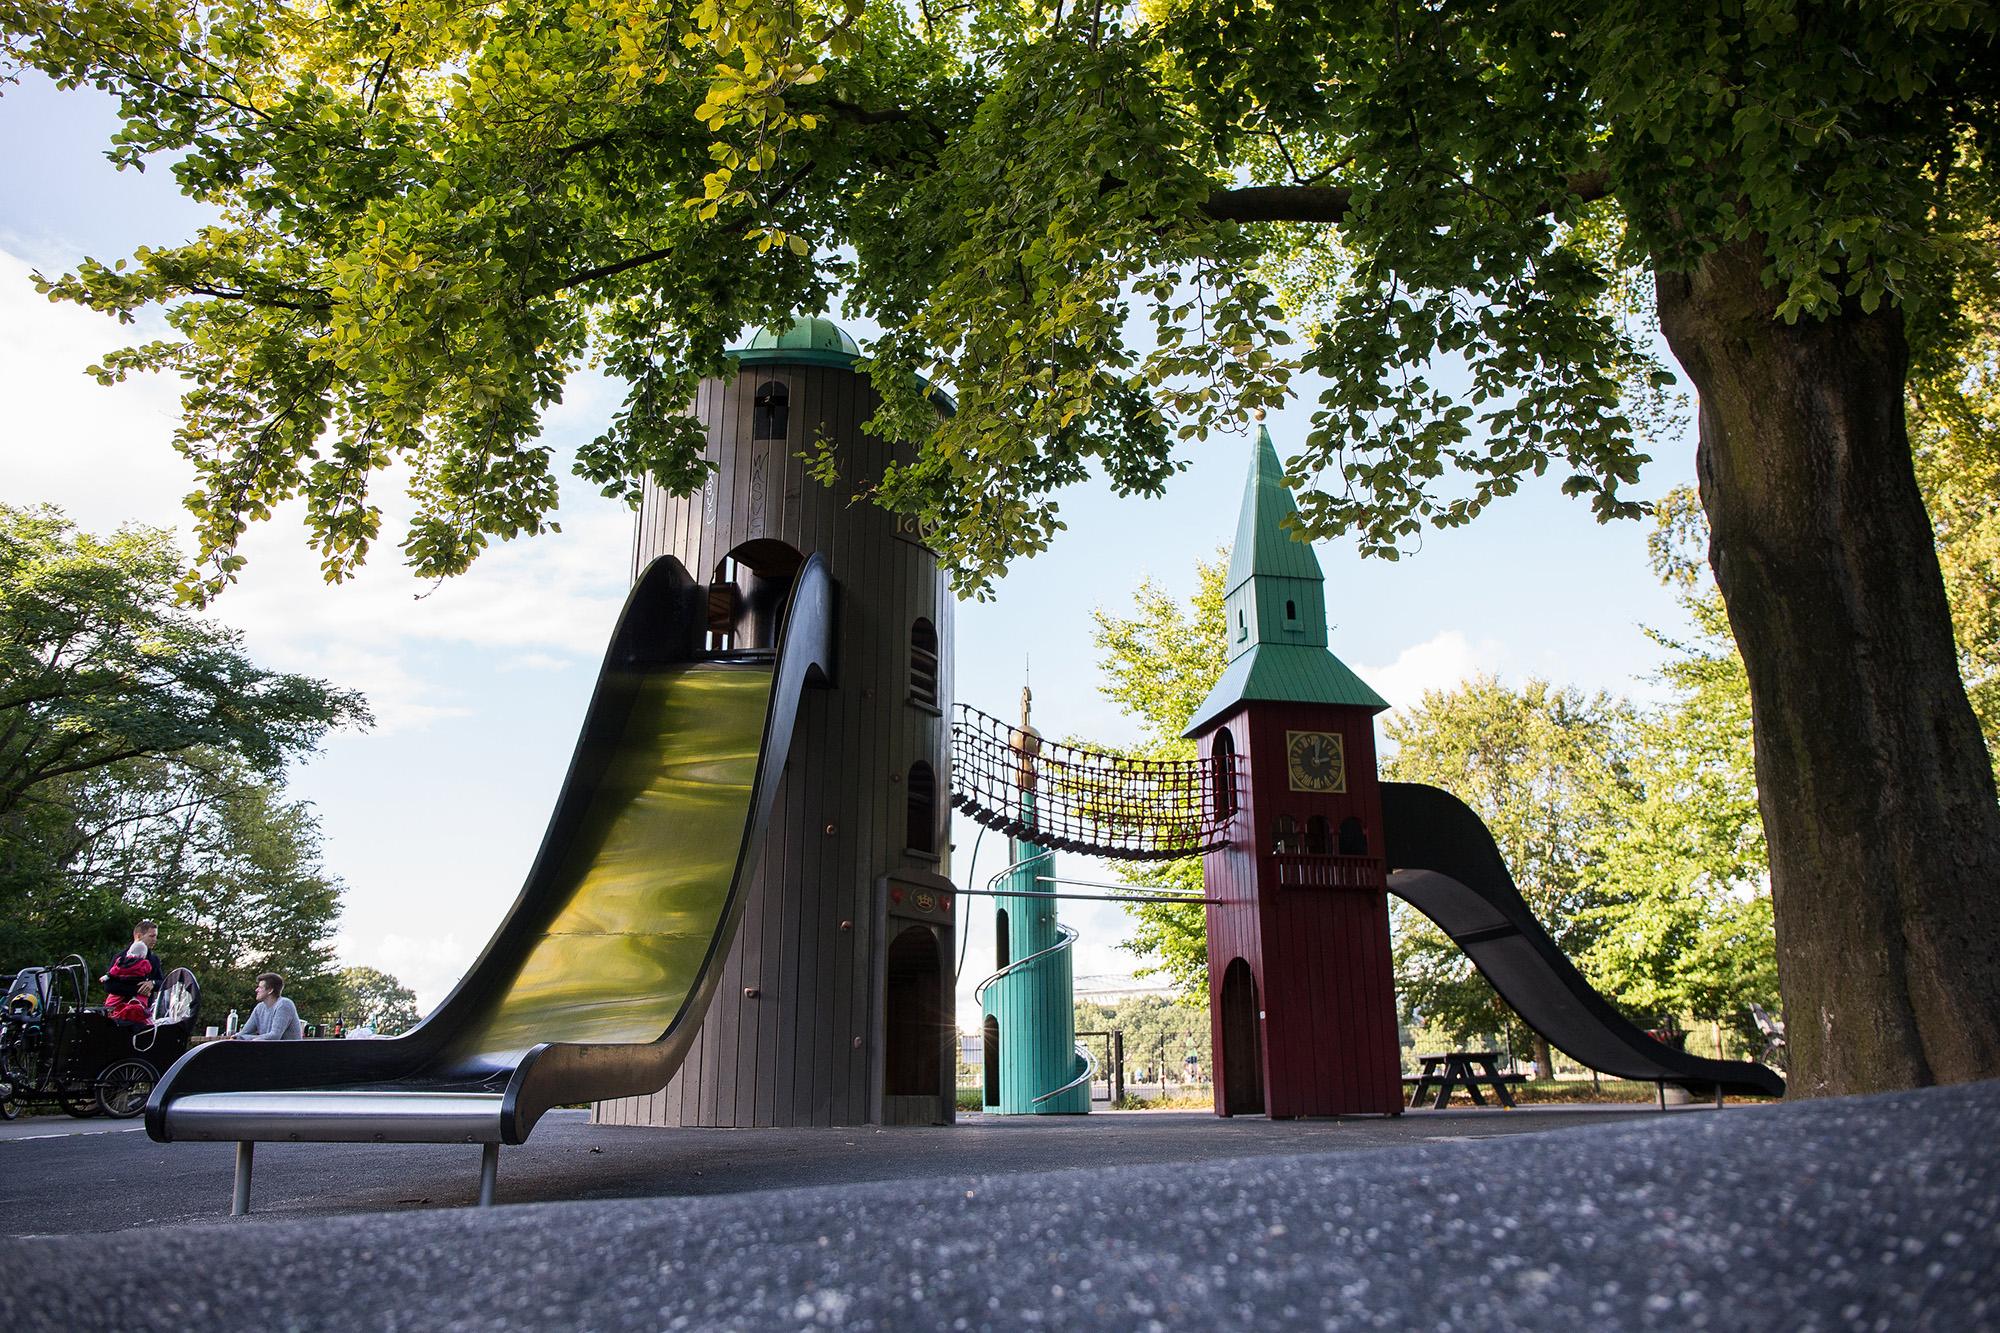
(593, 317, 958, 1128)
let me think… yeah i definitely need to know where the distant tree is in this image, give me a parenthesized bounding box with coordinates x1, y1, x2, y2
(1073, 993, 1211, 1085)
(1577, 490, 1778, 1054)
(1078, 553, 1228, 1000)
(1381, 679, 1635, 1079)
(0, 506, 365, 1011)
(1909, 311, 2000, 781)
(0, 506, 369, 822)
(335, 966, 421, 1034)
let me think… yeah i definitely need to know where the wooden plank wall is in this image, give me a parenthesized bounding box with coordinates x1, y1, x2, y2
(595, 359, 956, 1127)
(1200, 704, 1404, 1118)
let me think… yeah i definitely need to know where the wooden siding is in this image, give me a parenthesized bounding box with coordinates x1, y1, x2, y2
(1198, 702, 1404, 1118)
(595, 361, 956, 1128)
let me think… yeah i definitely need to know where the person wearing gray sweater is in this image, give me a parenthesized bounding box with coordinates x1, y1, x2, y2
(234, 972, 303, 1040)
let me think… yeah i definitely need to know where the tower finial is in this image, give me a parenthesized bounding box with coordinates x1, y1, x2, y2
(1021, 656, 1032, 728)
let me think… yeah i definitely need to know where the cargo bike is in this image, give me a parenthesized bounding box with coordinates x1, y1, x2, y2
(0, 956, 201, 1120)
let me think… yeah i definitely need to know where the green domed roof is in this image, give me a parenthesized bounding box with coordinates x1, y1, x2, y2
(739, 317, 861, 362)
(729, 314, 955, 412)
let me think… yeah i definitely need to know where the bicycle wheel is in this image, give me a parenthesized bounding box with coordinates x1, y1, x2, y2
(97, 1059, 157, 1119)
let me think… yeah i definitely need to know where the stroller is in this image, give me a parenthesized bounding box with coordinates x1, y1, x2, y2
(1748, 1001, 1787, 1071)
(0, 956, 202, 1119)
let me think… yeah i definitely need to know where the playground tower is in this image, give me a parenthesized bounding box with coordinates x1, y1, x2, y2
(1183, 425, 1404, 1117)
(978, 686, 1091, 1114)
(595, 317, 958, 1128)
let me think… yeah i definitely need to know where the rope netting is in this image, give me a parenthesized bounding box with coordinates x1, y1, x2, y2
(949, 704, 1235, 860)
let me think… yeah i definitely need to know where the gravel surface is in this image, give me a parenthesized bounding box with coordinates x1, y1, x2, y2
(5, 1082, 1994, 1330)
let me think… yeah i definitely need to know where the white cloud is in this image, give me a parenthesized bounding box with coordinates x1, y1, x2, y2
(1, 244, 631, 734)
(337, 929, 476, 1015)
(1359, 629, 1504, 711)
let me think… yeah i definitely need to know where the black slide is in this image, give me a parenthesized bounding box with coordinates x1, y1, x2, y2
(1381, 781, 1784, 1098)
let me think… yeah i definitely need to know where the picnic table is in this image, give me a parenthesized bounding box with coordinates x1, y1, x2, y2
(1404, 1051, 1525, 1109)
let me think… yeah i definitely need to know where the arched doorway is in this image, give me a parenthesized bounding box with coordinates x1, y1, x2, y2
(1220, 958, 1265, 1116)
(884, 925, 943, 1097)
(707, 539, 804, 652)
(982, 1015, 1001, 1106)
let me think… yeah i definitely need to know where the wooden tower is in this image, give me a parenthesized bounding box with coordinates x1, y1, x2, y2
(1184, 425, 1403, 1118)
(594, 317, 958, 1128)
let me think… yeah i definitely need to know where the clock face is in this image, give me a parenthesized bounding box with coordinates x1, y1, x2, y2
(1286, 730, 1346, 793)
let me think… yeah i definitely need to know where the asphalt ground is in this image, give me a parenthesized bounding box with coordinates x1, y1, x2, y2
(0, 1101, 1684, 1234)
(4, 1084, 1995, 1330)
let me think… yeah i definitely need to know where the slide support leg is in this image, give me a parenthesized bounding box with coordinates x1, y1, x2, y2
(478, 1142, 499, 1207)
(231, 1141, 254, 1216)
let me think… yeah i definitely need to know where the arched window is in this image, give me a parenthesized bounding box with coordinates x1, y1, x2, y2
(1339, 817, 1369, 856)
(1305, 815, 1333, 855)
(1236, 607, 1247, 642)
(753, 380, 789, 440)
(909, 618, 939, 708)
(1272, 814, 1301, 855)
(1210, 729, 1238, 818)
(906, 761, 937, 855)
(995, 908, 1011, 970)
(1285, 599, 1297, 622)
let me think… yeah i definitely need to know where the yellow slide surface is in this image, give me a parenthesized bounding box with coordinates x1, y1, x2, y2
(455, 663, 775, 1065)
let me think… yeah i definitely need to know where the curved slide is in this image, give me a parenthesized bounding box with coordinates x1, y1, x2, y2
(147, 552, 834, 1159)
(1380, 781, 1784, 1098)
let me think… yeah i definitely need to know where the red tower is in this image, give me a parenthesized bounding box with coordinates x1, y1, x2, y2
(1186, 426, 1404, 1117)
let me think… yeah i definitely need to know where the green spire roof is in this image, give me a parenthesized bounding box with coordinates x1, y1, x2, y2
(1224, 424, 1323, 592)
(1184, 423, 1386, 736)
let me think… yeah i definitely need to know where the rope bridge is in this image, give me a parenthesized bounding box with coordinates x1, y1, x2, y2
(950, 704, 1235, 860)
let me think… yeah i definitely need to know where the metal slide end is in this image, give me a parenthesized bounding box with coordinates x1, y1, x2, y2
(231, 1141, 254, 1216)
(478, 1142, 499, 1207)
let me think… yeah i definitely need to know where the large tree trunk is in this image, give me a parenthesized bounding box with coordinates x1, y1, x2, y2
(1656, 241, 2000, 1097)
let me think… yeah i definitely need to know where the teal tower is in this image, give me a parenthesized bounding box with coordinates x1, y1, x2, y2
(977, 686, 1091, 1114)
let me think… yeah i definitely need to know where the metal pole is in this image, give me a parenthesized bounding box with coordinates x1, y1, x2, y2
(954, 886, 1221, 905)
(231, 1141, 254, 1217)
(478, 1143, 499, 1207)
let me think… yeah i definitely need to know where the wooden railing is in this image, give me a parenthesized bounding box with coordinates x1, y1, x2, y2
(1270, 853, 1385, 890)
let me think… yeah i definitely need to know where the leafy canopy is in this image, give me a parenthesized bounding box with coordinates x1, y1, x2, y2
(7, 1, 1994, 597)
(0, 504, 371, 821)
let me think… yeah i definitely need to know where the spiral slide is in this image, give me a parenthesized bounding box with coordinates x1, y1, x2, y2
(1380, 781, 1784, 1099)
(145, 554, 833, 1208)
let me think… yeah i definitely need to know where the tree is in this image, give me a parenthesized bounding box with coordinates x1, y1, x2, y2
(1380, 678, 1635, 1078)
(0, 506, 370, 822)
(1082, 553, 1226, 999)
(1909, 310, 2000, 780)
(0, 506, 364, 1012)
(1577, 491, 1778, 1052)
(335, 965, 421, 1034)
(7, 0, 1999, 1093)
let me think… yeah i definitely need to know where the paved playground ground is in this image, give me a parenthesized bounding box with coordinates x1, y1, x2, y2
(3, 1083, 1994, 1329)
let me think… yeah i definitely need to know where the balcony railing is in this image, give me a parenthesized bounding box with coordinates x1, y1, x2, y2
(1270, 853, 1385, 891)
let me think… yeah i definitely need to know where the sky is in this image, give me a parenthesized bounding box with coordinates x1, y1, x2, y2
(0, 72, 1702, 1025)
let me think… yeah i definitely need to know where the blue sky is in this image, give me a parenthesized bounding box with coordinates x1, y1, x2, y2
(0, 73, 1698, 1020)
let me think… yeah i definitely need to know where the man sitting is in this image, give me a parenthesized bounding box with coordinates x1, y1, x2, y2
(233, 972, 303, 1041)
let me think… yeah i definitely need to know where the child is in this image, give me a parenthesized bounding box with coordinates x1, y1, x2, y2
(102, 940, 156, 1026)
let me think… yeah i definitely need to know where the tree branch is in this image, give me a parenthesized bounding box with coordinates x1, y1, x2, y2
(1199, 170, 1611, 226)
